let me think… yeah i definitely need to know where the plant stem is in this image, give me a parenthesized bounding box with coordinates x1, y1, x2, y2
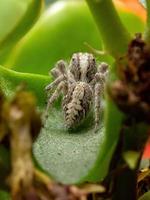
(85, 0, 131, 59)
(144, 0, 150, 44)
(112, 168, 137, 200)
(112, 121, 149, 200)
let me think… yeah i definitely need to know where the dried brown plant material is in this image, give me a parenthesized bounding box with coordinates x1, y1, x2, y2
(138, 168, 150, 197)
(110, 33, 150, 123)
(138, 168, 150, 183)
(33, 172, 105, 200)
(2, 89, 41, 199)
(33, 167, 105, 200)
(43, 182, 105, 200)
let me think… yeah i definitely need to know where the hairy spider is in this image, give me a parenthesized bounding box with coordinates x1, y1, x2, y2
(45, 53, 108, 131)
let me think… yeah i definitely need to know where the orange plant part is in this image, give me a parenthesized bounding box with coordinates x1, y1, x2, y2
(114, 0, 146, 22)
(143, 139, 150, 159)
(141, 128, 150, 159)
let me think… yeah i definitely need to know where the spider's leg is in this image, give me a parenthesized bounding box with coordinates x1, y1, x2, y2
(94, 68, 108, 131)
(45, 74, 64, 91)
(50, 68, 61, 78)
(94, 82, 102, 132)
(45, 81, 66, 118)
(57, 60, 76, 84)
(49, 60, 67, 78)
(57, 60, 67, 75)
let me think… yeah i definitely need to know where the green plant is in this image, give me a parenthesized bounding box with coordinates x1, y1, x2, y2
(0, 0, 149, 199)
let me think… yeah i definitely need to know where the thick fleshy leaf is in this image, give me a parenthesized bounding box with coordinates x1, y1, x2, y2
(34, 112, 105, 184)
(0, 0, 30, 43)
(0, 65, 50, 108)
(6, 0, 145, 74)
(123, 151, 140, 169)
(6, 0, 103, 74)
(0, 65, 119, 184)
(0, 0, 43, 64)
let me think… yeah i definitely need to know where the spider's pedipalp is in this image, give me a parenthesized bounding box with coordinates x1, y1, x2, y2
(49, 60, 67, 78)
(57, 60, 67, 74)
(50, 68, 61, 78)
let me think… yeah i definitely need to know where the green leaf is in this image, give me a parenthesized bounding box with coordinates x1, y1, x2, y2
(139, 191, 150, 200)
(118, 11, 145, 35)
(5, 0, 145, 75)
(0, 0, 44, 64)
(33, 83, 123, 184)
(123, 151, 140, 169)
(85, 0, 131, 58)
(6, 0, 103, 74)
(0, 65, 119, 184)
(33, 113, 106, 184)
(0, 0, 30, 43)
(0, 65, 50, 108)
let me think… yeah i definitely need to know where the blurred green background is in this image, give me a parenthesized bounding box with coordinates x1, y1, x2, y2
(45, 0, 56, 5)
(45, 0, 146, 8)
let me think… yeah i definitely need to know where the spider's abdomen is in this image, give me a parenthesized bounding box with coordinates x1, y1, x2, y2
(63, 82, 92, 129)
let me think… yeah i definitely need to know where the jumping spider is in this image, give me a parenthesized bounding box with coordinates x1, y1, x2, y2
(45, 53, 108, 131)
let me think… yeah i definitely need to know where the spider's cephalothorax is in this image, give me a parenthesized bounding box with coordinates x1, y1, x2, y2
(45, 53, 108, 131)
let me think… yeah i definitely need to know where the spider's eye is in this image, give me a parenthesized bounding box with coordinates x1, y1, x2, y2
(72, 57, 76, 62)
